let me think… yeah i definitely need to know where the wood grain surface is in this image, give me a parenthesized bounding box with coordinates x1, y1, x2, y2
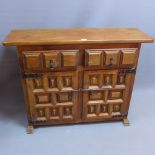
(3, 28, 154, 46)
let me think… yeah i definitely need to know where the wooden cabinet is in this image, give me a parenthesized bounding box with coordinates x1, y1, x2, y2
(3, 28, 153, 133)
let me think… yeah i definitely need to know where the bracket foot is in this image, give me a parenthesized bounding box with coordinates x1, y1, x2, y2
(27, 125, 34, 134)
(123, 118, 130, 127)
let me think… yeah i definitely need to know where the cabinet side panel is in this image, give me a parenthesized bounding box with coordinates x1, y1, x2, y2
(120, 44, 141, 115)
(16, 47, 32, 125)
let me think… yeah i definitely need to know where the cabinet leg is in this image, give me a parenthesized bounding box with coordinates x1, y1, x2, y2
(123, 118, 130, 127)
(27, 125, 34, 134)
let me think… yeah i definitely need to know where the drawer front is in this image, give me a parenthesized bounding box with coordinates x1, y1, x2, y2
(85, 48, 138, 68)
(25, 71, 79, 124)
(22, 50, 79, 71)
(82, 69, 133, 120)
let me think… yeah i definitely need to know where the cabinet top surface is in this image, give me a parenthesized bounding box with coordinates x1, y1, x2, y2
(3, 28, 154, 46)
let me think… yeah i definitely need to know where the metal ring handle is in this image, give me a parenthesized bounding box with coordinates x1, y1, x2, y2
(49, 60, 54, 69)
(108, 58, 113, 66)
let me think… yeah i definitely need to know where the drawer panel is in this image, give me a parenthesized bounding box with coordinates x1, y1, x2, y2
(23, 52, 42, 69)
(22, 50, 79, 71)
(61, 51, 78, 67)
(85, 50, 103, 66)
(121, 49, 137, 66)
(85, 48, 138, 68)
(43, 51, 60, 69)
(104, 50, 120, 66)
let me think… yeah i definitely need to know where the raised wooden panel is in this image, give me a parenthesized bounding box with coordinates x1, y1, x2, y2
(56, 92, 72, 103)
(84, 70, 118, 89)
(23, 52, 41, 69)
(50, 107, 60, 120)
(35, 94, 51, 104)
(89, 91, 103, 100)
(61, 50, 78, 67)
(43, 51, 60, 69)
(33, 78, 43, 89)
(108, 90, 123, 100)
(35, 108, 47, 121)
(104, 50, 120, 66)
(121, 49, 137, 66)
(85, 50, 102, 66)
(63, 106, 73, 119)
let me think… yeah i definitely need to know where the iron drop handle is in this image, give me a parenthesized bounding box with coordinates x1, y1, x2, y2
(49, 60, 54, 69)
(108, 58, 113, 66)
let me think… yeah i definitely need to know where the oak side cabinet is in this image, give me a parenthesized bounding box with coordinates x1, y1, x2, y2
(3, 28, 154, 133)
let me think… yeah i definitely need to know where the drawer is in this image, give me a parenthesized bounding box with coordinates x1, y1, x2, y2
(22, 50, 79, 71)
(85, 48, 138, 68)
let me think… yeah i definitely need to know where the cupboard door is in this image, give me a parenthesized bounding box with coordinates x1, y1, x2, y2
(23, 52, 42, 70)
(82, 70, 133, 121)
(25, 71, 79, 124)
(85, 50, 103, 66)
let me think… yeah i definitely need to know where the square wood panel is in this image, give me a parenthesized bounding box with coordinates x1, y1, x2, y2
(85, 50, 103, 66)
(61, 50, 79, 67)
(23, 52, 42, 69)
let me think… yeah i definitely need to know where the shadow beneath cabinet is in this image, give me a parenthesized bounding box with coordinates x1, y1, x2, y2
(0, 46, 27, 127)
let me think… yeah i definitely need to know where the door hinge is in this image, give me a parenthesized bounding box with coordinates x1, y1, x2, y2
(119, 68, 136, 74)
(28, 119, 47, 124)
(22, 73, 44, 78)
(112, 113, 128, 118)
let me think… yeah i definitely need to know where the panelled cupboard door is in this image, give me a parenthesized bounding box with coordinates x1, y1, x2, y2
(85, 48, 138, 68)
(22, 50, 79, 71)
(25, 71, 79, 124)
(82, 70, 133, 121)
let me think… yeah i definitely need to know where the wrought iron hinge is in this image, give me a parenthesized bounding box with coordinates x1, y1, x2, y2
(112, 113, 128, 118)
(28, 119, 47, 124)
(22, 73, 43, 78)
(119, 68, 136, 74)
